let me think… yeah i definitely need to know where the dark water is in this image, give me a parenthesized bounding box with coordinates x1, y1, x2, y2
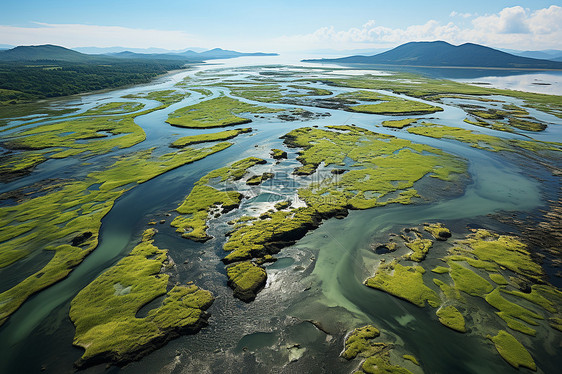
(0, 60, 560, 374)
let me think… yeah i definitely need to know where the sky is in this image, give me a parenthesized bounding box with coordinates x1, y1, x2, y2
(1, 1, 562, 53)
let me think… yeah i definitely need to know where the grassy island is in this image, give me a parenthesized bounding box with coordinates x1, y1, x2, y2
(341, 324, 417, 374)
(436, 305, 466, 332)
(488, 330, 536, 371)
(381, 118, 418, 129)
(365, 261, 441, 308)
(171, 128, 252, 148)
(226, 261, 267, 302)
(166, 96, 280, 128)
(70, 229, 213, 367)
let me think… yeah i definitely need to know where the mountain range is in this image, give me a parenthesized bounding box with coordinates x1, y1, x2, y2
(0, 44, 278, 63)
(303, 41, 562, 69)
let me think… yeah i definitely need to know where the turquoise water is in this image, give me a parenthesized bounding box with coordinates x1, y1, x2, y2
(0, 61, 560, 374)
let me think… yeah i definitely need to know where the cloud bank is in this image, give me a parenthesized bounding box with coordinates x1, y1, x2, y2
(276, 6, 562, 51)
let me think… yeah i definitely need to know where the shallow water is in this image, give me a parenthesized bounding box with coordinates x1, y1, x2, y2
(0, 60, 560, 374)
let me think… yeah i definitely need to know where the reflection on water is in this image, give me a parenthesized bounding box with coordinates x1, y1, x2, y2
(455, 72, 562, 95)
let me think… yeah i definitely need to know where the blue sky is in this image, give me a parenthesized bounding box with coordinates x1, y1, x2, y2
(1, 1, 562, 52)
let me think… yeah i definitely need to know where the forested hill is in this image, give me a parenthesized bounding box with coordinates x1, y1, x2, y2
(0, 45, 277, 104)
(303, 41, 562, 69)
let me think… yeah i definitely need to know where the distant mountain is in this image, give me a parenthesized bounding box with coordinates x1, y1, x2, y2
(74, 46, 206, 54)
(0, 44, 97, 63)
(500, 49, 562, 61)
(516, 51, 557, 60)
(304, 47, 390, 56)
(106, 51, 189, 61)
(192, 48, 277, 59)
(303, 41, 562, 69)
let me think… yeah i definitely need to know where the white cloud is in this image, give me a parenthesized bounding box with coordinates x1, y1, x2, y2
(450, 11, 473, 18)
(528, 5, 562, 34)
(472, 6, 529, 34)
(276, 6, 562, 51)
(0, 22, 206, 49)
(275, 20, 463, 51)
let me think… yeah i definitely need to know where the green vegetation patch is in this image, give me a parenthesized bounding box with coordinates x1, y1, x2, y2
(381, 118, 418, 129)
(0, 151, 46, 180)
(489, 273, 508, 285)
(365, 261, 441, 308)
(166, 96, 280, 128)
(226, 261, 267, 302)
(341, 324, 415, 374)
(70, 229, 213, 367)
(407, 122, 505, 151)
(402, 355, 419, 366)
(463, 117, 516, 133)
(271, 148, 287, 160)
(0, 88, 38, 105)
(404, 238, 433, 262)
(508, 118, 547, 132)
(82, 101, 145, 116)
(424, 223, 451, 241)
(223, 207, 321, 263)
(342, 325, 382, 360)
(436, 305, 466, 332)
(502, 104, 529, 116)
(447, 254, 499, 272)
(447, 261, 493, 297)
(171, 128, 252, 148)
(351, 100, 443, 115)
(171, 157, 265, 242)
(457, 230, 544, 281)
(4, 115, 146, 159)
(274, 201, 291, 210)
(359, 353, 414, 374)
(550, 317, 562, 332)
(122, 89, 188, 106)
(433, 278, 464, 302)
(431, 266, 450, 274)
(488, 330, 536, 371)
(467, 108, 506, 120)
(407, 123, 557, 153)
(227, 84, 283, 103)
(287, 84, 332, 96)
(246, 172, 274, 186)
